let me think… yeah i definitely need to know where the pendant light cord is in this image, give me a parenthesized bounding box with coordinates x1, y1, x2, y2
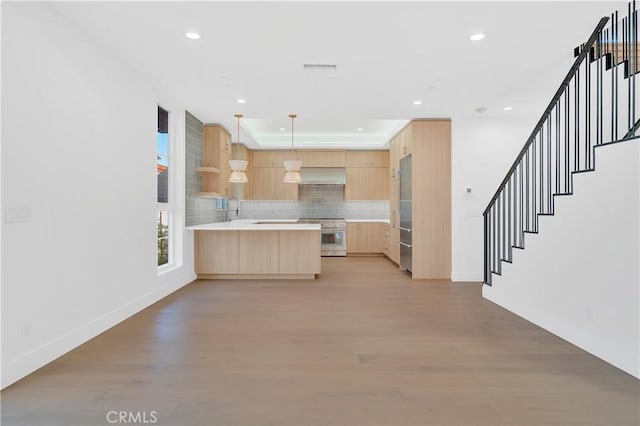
(234, 113, 243, 161)
(289, 114, 297, 158)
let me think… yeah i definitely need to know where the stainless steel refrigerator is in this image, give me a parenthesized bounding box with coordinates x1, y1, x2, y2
(399, 155, 412, 273)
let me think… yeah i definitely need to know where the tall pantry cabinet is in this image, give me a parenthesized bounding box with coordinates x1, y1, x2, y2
(387, 120, 451, 279)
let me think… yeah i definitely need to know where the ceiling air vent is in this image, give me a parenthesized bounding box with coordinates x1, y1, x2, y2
(303, 64, 338, 71)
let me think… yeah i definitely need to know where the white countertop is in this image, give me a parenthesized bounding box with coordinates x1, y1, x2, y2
(186, 219, 320, 231)
(346, 219, 391, 224)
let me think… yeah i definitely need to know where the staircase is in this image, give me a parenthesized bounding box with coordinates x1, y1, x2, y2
(483, 2, 640, 286)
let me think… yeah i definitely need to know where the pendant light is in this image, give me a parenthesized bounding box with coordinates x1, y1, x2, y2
(283, 114, 302, 183)
(228, 113, 248, 183)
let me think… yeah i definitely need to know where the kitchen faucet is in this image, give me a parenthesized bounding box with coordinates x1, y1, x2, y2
(225, 197, 239, 222)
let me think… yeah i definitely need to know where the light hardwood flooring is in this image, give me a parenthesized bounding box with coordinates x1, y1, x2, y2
(2, 257, 639, 426)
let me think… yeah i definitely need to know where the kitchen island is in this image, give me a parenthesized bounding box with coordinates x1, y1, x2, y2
(187, 220, 321, 279)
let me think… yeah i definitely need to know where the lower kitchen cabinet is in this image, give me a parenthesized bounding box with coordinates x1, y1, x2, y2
(279, 230, 322, 273)
(346, 222, 384, 254)
(238, 231, 280, 274)
(383, 223, 391, 256)
(195, 229, 320, 278)
(195, 231, 239, 274)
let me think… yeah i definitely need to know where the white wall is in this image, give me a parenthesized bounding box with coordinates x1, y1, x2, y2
(1, 3, 195, 389)
(451, 114, 538, 281)
(483, 139, 640, 378)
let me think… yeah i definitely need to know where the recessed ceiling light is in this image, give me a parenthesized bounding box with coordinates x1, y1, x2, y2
(470, 33, 485, 41)
(475, 107, 488, 114)
(236, 99, 246, 104)
(413, 100, 423, 105)
(185, 32, 200, 40)
(280, 127, 285, 131)
(357, 128, 364, 131)
(503, 106, 513, 111)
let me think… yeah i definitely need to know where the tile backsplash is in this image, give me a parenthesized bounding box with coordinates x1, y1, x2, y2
(298, 184, 344, 202)
(227, 199, 389, 221)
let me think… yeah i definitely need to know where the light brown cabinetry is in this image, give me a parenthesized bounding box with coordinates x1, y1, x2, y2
(383, 224, 391, 257)
(346, 151, 389, 167)
(195, 229, 321, 278)
(346, 222, 384, 254)
(411, 120, 451, 279)
(400, 125, 412, 158)
(238, 231, 280, 274)
(345, 151, 389, 200)
(390, 227, 400, 264)
(196, 125, 232, 197)
(383, 223, 400, 265)
(345, 168, 389, 200)
(386, 120, 451, 278)
(249, 150, 298, 200)
(252, 151, 293, 167)
(279, 230, 322, 273)
(195, 231, 239, 274)
(297, 150, 346, 167)
(251, 167, 298, 200)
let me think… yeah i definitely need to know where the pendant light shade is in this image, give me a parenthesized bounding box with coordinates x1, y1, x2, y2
(229, 113, 248, 183)
(283, 114, 301, 183)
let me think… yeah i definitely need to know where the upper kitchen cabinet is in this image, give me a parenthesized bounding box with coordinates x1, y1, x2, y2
(345, 150, 389, 200)
(345, 167, 389, 200)
(346, 151, 389, 167)
(251, 167, 298, 200)
(399, 125, 412, 158)
(252, 151, 293, 167)
(196, 125, 232, 198)
(296, 150, 346, 167)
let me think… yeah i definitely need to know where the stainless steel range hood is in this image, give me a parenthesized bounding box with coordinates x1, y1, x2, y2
(300, 167, 346, 185)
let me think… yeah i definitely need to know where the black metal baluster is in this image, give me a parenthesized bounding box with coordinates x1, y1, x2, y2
(633, 2, 637, 127)
(491, 205, 496, 272)
(547, 116, 552, 211)
(507, 178, 511, 260)
(615, 12, 619, 141)
(586, 45, 591, 169)
(500, 190, 507, 264)
(524, 149, 531, 231)
(556, 103, 560, 194)
(533, 136, 537, 231)
(539, 131, 544, 214)
(484, 212, 489, 284)
(626, 7, 631, 132)
(519, 160, 524, 246)
(597, 28, 603, 146)
(565, 87, 570, 193)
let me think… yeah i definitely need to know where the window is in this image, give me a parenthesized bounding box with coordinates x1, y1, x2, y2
(157, 106, 171, 267)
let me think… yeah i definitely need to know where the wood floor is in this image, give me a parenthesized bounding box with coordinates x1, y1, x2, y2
(2, 257, 639, 426)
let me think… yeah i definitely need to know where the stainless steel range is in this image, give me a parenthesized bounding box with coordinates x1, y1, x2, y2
(298, 218, 346, 257)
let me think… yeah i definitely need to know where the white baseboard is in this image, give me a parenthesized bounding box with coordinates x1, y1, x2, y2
(1, 273, 196, 389)
(450, 271, 483, 282)
(483, 285, 640, 379)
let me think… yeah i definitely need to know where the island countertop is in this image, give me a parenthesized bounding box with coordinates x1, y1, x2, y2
(186, 220, 320, 231)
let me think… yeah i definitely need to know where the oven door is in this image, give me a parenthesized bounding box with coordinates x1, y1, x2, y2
(321, 227, 346, 256)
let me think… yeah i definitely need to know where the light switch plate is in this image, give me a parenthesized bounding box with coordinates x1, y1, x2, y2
(5, 205, 32, 223)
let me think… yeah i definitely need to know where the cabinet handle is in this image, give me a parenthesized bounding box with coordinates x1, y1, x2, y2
(398, 226, 411, 232)
(398, 241, 412, 248)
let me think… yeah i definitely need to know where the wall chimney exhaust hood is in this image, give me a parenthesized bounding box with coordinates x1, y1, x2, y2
(300, 167, 346, 185)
